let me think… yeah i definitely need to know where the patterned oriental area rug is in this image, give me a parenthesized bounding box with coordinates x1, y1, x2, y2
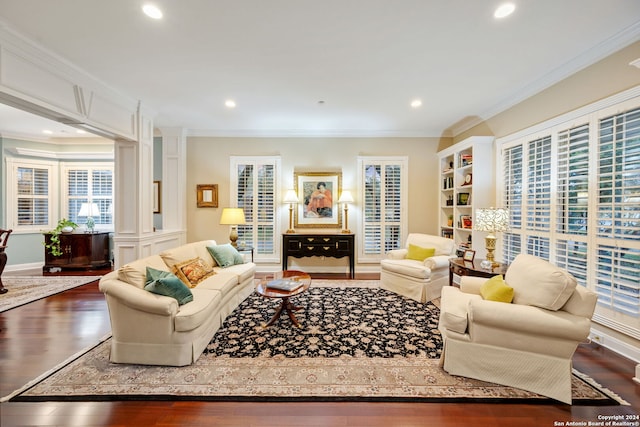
(0, 276, 100, 313)
(8, 282, 624, 405)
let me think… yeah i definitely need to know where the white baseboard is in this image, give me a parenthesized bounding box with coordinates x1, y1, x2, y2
(589, 326, 640, 363)
(4, 262, 43, 273)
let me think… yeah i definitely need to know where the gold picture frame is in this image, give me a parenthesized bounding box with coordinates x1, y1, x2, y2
(197, 184, 218, 208)
(294, 171, 342, 228)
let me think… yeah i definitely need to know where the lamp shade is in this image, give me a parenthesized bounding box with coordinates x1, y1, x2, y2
(338, 191, 354, 204)
(78, 202, 101, 217)
(283, 189, 299, 204)
(474, 208, 509, 233)
(220, 208, 246, 225)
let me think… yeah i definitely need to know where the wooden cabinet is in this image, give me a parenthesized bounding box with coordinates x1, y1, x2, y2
(43, 232, 111, 274)
(438, 136, 495, 258)
(282, 233, 355, 278)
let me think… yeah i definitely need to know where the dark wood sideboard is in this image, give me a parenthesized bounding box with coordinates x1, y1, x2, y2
(43, 231, 112, 274)
(282, 233, 355, 279)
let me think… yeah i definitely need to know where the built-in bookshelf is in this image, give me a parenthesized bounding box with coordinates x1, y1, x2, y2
(437, 136, 495, 258)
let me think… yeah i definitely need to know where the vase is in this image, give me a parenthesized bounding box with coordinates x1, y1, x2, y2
(61, 226, 74, 233)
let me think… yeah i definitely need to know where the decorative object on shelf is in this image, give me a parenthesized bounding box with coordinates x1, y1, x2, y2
(460, 215, 472, 229)
(457, 192, 470, 205)
(294, 171, 342, 228)
(197, 184, 218, 208)
(460, 153, 473, 166)
(474, 207, 510, 269)
(462, 173, 472, 186)
(463, 249, 476, 262)
(43, 218, 78, 256)
(446, 195, 454, 206)
(78, 202, 100, 232)
(283, 189, 299, 234)
(153, 181, 161, 213)
(220, 208, 246, 247)
(338, 190, 354, 234)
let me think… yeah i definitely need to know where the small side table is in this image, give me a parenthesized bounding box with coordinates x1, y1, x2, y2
(236, 245, 254, 262)
(449, 258, 508, 286)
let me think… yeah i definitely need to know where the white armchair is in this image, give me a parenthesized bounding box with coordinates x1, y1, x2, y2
(380, 233, 457, 303)
(438, 254, 597, 404)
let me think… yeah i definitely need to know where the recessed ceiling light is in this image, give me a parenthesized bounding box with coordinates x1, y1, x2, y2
(76, 129, 86, 134)
(410, 99, 422, 108)
(225, 100, 236, 108)
(494, 3, 515, 18)
(142, 4, 163, 19)
(42, 129, 53, 135)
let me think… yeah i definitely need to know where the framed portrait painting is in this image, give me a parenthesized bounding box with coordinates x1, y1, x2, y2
(294, 171, 342, 228)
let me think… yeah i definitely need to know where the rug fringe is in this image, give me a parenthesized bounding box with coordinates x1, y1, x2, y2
(1, 333, 112, 403)
(572, 368, 630, 405)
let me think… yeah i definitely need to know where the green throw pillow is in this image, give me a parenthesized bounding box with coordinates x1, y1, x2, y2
(480, 274, 514, 303)
(407, 244, 436, 261)
(207, 244, 244, 268)
(144, 267, 193, 305)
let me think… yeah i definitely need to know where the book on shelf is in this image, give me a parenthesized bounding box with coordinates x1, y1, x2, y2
(266, 278, 304, 292)
(460, 153, 473, 166)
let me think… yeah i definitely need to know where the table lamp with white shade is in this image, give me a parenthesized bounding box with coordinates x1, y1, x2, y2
(474, 207, 510, 269)
(78, 202, 101, 233)
(219, 208, 246, 247)
(338, 190, 354, 234)
(283, 189, 299, 234)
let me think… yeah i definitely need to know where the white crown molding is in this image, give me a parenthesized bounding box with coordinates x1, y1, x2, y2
(186, 128, 445, 138)
(451, 21, 640, 137)
(7, 147, 114, 160)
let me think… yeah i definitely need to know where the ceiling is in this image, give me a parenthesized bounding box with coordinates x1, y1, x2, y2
(1, 0, 640, 140)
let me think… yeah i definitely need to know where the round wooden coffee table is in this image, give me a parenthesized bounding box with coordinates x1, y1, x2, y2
(255, 270, 311, 328)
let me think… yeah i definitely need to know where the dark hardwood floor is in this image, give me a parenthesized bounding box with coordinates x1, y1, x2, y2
(1, 272, 638, 426)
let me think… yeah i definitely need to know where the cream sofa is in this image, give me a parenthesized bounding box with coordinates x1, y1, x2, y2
(438, 254, 597, 404)
(99, 240, 255, 366)
(380, 233, 457, 303)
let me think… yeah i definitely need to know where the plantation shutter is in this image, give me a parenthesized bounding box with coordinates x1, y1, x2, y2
(595, 107, 640, 320)
(231, 157, 280, 262)
(64, 165, 114, 227)
(502, 145, 523, 263)
(358, 157, 407, 262)
(526, 136, 552, 232)
(556, 124, 590, 236)
(16, 166, 50, 227)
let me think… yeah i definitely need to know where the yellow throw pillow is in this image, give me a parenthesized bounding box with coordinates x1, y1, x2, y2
(407, 244, 436, 261)
(480, 275, 514, 303)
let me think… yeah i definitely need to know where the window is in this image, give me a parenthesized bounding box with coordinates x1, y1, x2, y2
(230, 156, 281, 263)
(497, 92, 640, 340)
(358, 157, 408, 262)
(62, 164, 114, 229)
(6, 158, 54, 232)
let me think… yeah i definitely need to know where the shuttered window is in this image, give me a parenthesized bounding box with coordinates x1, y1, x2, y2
(231, 157, 280, 262)
(5, 157, 55, 231)
(16, 166, 50, 227)
(497, 94, 640, 340)
(358, 157, 407, 262)
(557, 124, 590, 236)
(502, 145, 523, 263)
(63, 164, 114, 228)
(526, 136, 552, 232)
(595, 107, 640, 319)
